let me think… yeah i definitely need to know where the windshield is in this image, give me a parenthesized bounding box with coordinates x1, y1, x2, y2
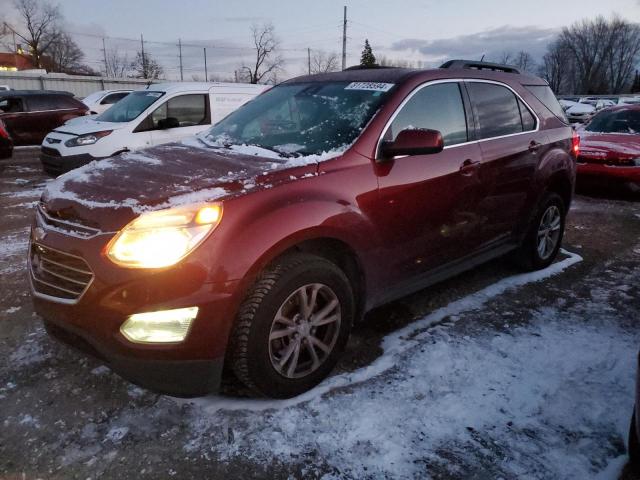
(97, 90, 164, 123)
(202, 81, 392, 157)
(586, 109, 640, 134)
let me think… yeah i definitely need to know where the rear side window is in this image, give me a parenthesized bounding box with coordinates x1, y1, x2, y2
(27, 95, 57, 111)
(518, 98, 536, 131)
(50, 95, 82, 110)
(387, 82, 468, 146)
(525, 85, 568, 123)
(467, 82, 524, 139)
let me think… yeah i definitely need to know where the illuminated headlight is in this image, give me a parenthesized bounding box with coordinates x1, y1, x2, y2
(120, 306, 198, 343)
(65, 130, 112, 147)
(106, 203, 223, 268)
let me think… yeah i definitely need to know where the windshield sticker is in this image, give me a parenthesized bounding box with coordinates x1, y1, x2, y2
(345, 82, 394, 92)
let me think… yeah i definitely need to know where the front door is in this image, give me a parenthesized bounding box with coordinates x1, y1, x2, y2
(147, 94, 210, 146)
(375, 81, 486, 286)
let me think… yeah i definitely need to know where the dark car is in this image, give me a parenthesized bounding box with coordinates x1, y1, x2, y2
(29, 60, 576, 398)
(0, 117, 12, 159)
(577, 105, 640, 192)
(0, 90, 88, 149)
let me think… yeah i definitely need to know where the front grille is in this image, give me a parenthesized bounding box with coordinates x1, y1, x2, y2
(36, 203, 101, 238)
(41, 146, 61, 157)
(29, 243, 94, 303)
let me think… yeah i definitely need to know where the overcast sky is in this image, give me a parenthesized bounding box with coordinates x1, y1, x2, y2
(3, 0, 640, 80)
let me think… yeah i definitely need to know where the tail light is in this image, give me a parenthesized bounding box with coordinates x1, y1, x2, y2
(0, 121, 9, 140)
(571, 129, 580, 157)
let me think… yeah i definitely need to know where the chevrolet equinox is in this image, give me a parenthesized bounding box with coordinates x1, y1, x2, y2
(29, 61, 577, 398)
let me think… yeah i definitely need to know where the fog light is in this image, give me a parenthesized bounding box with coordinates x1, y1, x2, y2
(120, 307, 198, 343)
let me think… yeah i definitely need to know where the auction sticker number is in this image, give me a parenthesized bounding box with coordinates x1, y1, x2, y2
(345, 82, 394, 92)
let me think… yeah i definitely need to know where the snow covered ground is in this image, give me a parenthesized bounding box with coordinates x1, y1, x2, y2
(0, 156, 639, 479)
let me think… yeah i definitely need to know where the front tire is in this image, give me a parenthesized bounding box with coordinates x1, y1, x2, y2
(514, 192, 566, 271)
(227, 252, 354, 398)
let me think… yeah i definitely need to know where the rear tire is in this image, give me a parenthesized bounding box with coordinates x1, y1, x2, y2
(513, 192, 566, 271)
(227, 252, 354, 398)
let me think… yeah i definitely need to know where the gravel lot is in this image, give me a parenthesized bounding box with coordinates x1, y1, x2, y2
(1, 150, 639, 479)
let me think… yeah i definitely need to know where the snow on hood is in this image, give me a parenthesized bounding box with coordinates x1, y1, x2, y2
(566, 103, 595, 114)
(41, 138, 346, 231)
(53, 119, 126, 135)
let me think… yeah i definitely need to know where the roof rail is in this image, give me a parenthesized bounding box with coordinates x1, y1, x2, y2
(440, 59, 521, 74)
(343, 65, 400, 71)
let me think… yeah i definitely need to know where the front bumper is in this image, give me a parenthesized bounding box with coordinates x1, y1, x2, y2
(40, 147, 101, 176)
(28, 221, 242, 396)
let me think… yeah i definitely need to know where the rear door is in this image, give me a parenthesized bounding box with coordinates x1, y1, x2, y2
(0, 96, 29, 145)
(25, 94, 61, 143)
(375, 81, 486, 282)
(465, 81, 541, 246)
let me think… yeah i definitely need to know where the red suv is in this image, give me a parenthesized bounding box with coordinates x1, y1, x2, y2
(30, 61, 576, 398)
(0, 90, 88, 151)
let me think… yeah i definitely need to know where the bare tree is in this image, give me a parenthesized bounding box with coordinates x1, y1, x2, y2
(543, 16, 640, 94)
(104, 47, 130, 78)
(514, 51, 534, 72)
(239, 23, 284, 84)
(12, 0, 60, 68)
(605, 17, 640, 93)
(46, 31, 83, 73)
(498, 52, 513, 64)
(539, 39, 573, 93)
(309, 50, 339, 74)
(130, 51, 163, 80)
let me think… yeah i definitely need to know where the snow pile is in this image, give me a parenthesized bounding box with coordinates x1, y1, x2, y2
(176, 250, 639, 478)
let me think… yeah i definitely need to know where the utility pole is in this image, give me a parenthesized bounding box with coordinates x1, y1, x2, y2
(140, 34, 146, 79)
(341, 5, 347, 70)
(102, 37, 108, 76)
(308, 48, 311, 75)
(204, 47, 208, 81)
(234, 70, 238, 83)
(178, 38, 183, 81)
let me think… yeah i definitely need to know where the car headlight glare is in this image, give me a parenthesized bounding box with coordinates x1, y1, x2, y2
(106, 203, 222, 268)
(120, 306, 199, 343)
(65, 130, 112, 147)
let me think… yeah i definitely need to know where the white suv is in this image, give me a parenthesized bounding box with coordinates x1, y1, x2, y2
(40, 82, 268, 176)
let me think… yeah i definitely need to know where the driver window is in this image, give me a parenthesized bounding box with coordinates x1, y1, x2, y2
(386, 82, 468, 147)
(145, 94, 208, 130)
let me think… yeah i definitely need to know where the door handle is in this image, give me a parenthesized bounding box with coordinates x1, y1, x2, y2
(528, 140, 542, 153)
(459, 159, 481, 175)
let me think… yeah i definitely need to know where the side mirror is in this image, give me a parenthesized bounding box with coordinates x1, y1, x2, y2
(380, 128, 444, 159)
(158, 117, 180, 129)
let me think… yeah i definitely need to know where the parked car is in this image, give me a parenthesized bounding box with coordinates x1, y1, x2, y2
(565, 102, 596, 123)
(577, 105, 640, 192)
(0, 85, 10, 91)
(0, 118, 12, 159)
(30, 61, 576, 398)
(0, 90, 88, 148)
(40, 82, 269, 176)
(81, 89, 133, 115)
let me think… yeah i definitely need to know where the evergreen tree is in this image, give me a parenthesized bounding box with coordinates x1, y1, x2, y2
(360, 39, 376, 67)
